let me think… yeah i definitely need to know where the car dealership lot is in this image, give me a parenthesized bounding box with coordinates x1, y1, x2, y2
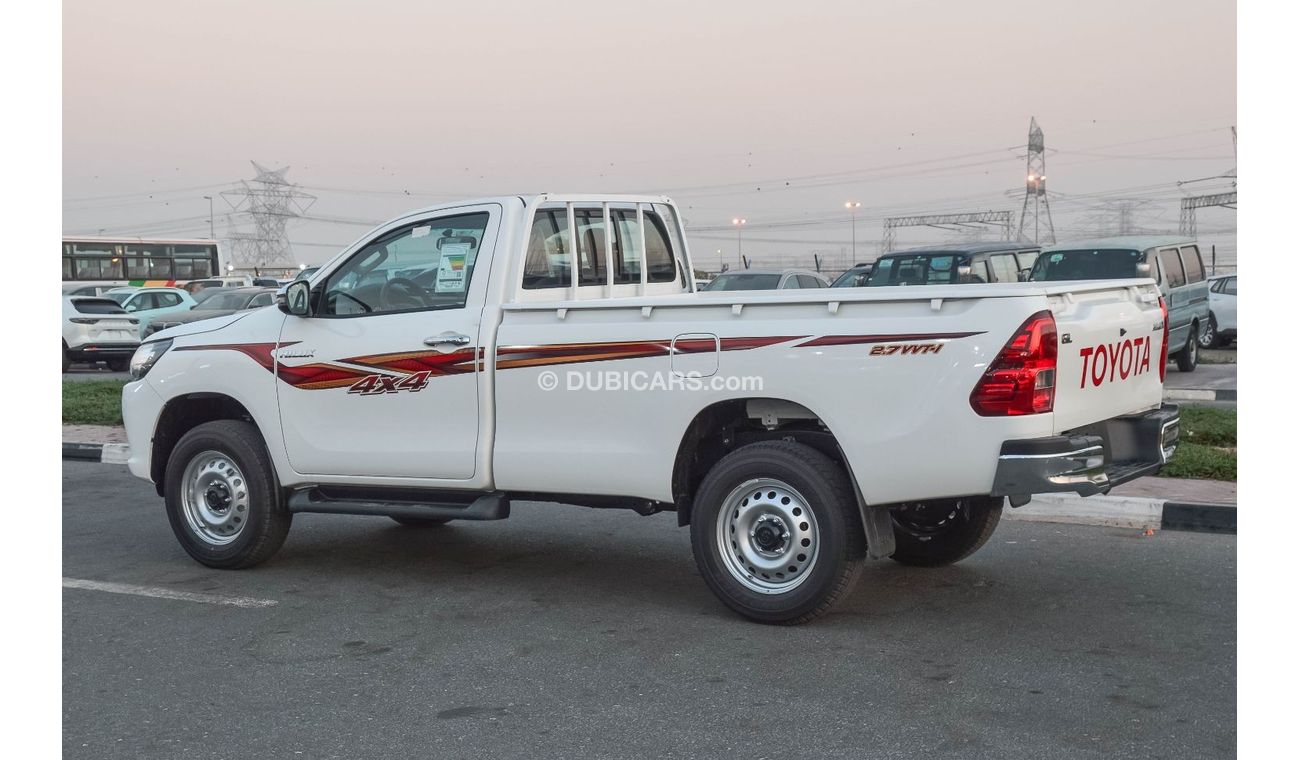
(63, 461, 1234, 759)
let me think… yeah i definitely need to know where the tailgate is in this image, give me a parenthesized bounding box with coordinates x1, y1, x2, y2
(1051, 283, 1165, 432)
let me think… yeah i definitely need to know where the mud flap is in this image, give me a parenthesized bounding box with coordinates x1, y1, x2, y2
(862, 506, 896, 560)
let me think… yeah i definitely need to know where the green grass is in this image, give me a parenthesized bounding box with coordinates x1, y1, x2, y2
(1158, 406, 1236, 481)
(63, 380, 127, 426)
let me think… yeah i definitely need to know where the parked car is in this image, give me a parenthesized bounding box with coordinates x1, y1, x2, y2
(1200, 274, 1237, 348)
(122, 193, 1178, 624)
(293, 266, 321, 282)
(701, 268, 828, 291)
(105, 287, 198, 337)
(861, 243, 1041, 287)
(143, 286, 277, 338)
(62, 283, 119, 298)
(1030, 236, 1210, 371)
(183, 275, 253, 295)
(62, 296, 139, 372)
(831, 263, 873, 288)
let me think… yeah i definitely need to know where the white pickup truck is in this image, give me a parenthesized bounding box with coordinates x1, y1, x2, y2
(123, 194, 1179, 624)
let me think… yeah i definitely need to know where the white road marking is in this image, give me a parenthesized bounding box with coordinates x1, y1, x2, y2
(62, 578, 278, 608)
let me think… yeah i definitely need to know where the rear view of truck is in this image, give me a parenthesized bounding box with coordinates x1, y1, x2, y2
(984, 281, 1179, 504)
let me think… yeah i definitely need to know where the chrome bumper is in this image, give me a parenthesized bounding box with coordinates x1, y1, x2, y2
(992, 404, 1180, 500)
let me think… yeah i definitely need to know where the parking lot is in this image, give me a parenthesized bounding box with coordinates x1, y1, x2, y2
(63, 460, 1235, 759)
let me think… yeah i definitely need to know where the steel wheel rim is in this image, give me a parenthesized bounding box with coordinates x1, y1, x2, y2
(1198, 318, 1215, 348)
(180, 450, 250, 546)
(715, 478, 819, 594)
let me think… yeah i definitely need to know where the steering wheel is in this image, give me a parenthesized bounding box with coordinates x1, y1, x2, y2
(380, 277, 431, 310)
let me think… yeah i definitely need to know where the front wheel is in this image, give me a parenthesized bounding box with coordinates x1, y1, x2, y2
(164, 420, 291, 569)
(1197, 314, 1218, 350)
(690, 441, 865, 624)
(107, 358, 130, 372)
(890, 497, 1002, 567)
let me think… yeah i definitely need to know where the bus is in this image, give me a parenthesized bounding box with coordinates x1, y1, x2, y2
(62, 237, 221, 290)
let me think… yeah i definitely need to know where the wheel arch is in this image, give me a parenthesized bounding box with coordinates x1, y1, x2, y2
(150, 392, 267, 497)
(670, 397, 858, 527)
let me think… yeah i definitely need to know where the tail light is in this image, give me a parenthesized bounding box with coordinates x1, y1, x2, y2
(970, 310, 1057, 416)
(1158, 297, 1170, 382)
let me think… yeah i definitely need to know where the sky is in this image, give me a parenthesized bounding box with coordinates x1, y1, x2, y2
(63, 0, 1237, 273)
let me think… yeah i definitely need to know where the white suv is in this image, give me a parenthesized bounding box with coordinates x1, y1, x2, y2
(62, 297, 139, 372)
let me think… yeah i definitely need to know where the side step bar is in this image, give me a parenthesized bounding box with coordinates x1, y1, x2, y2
(287, 488, 510, 521)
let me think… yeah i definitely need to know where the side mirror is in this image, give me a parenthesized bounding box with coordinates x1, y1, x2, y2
(1135, 262, 1152, 278)
(1019, 267, 1032, 282)
(957, 265, 972, 278)
(278, 280, 311, 316)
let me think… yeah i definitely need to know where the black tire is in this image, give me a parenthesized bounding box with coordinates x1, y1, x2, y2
(890, 497, 1003, 567)
(689, 441, 866, 625)
(107, 358, 130, 372)
(1197, 314, 1218, 350)
(164, 419, 291, 569)
(389, 515, 451, 527)
(62, 342, 70, 373)
(1175, 324, 1199, 372)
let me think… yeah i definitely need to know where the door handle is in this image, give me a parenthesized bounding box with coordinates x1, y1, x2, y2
(424, 333, 471, 347)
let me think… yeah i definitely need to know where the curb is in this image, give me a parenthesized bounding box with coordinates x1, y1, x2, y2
(1164, 388, 1236, 402)
(62, 442, 130, 465)
(1006, 493, 1235, 534)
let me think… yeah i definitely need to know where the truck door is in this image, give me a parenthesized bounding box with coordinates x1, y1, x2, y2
(275, 204, 501, 480)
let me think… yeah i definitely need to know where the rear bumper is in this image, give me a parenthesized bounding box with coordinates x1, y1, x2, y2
(66, 342, 139, 360)
(991, 404, 1180, 499)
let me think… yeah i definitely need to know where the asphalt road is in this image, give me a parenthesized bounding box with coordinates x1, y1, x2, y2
(63, 461, 1236, 759)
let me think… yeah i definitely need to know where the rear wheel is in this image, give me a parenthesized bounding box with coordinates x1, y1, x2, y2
(1175, 325, 1199, 372)
(107, 358, 130, 372)
(1197, 314, 1218, 350)
(690, 441, 865, 624)
(62, 342, 70, 373)
(890, 497, 1002, 567)
(164, 420, 291, 569)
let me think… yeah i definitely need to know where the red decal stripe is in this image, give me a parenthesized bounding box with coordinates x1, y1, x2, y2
(796, 332, 984, 348)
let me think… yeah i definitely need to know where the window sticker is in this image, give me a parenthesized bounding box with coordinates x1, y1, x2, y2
(436, 244, 470, 292)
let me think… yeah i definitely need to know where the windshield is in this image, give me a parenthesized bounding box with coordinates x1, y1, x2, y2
(867, 254, 965, 286)
(1030, 249, 1144, 281)
(832, 269, 871, 288)
(703, 273, 782, 291)
(196, 291, 250, 310)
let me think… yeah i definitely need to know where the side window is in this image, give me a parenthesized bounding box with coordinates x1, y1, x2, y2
(130, 293, 158, 311)
(797, 274, 825, 288)
(1015, 251, 1039, 273)
(323, 212, 489, 315)
(1224, 277, 1237, 296)
(1179, 246, 1205, 283)
(249, 293, 273, 308)
(157, 292, 182, 308)
(523, 209, 573, 289)
(989, 254, 1019, 283)
(1158, 248, 1186, 288)
(781, 276, 801, 289)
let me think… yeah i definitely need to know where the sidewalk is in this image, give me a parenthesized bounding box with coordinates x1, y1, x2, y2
(62, 424, 127, 444)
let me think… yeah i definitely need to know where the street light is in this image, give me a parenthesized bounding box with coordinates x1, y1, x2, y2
(226, 263, 234, 274)
(844, 201, 861, 260)
(731, 217, 747, 265)
(299, 263, 307, 271)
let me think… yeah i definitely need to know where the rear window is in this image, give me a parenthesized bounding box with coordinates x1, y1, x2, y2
(1030, 249, 1144, 281)
(72, 298, 127, 315)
